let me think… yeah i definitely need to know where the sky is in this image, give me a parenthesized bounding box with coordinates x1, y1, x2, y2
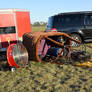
(0, 0, 92, 23)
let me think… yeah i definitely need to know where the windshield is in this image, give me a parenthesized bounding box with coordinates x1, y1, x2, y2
(46, 16, 54, 30)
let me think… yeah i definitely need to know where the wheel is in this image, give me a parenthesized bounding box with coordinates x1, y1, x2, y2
(71, 34, 82, 46)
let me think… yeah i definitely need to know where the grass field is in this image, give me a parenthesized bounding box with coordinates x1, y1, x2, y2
(0, 26, 92, 92)
(31, 26, 46, 32)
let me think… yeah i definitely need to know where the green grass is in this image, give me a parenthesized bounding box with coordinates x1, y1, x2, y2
(31, 26, 46, 32)
(0, 26, 92, 92)
(0, 62, 92, 92)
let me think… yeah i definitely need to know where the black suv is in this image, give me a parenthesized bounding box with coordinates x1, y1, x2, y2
(46, 11, 92, 43)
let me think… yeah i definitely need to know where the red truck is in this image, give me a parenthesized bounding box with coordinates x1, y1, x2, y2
(0, 9, 31, 52)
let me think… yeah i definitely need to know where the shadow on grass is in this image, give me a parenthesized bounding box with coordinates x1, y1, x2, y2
(0, 55, 11, 71)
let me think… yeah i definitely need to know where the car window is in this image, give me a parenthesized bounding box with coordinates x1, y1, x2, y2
(53, 14, 84, 29)
(53, 15, 66, 29)
(70, 14, 84, 26)
(85, 14, 92, 25)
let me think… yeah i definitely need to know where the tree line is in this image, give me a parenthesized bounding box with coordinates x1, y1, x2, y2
(31, 22, 47, 27)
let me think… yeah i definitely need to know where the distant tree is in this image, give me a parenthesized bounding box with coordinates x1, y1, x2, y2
(32, 21, 47, 26)
(41, 21, 47, 26)
(32, 22, 40, 26)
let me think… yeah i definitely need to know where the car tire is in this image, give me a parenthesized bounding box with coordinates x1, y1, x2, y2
(71, 34, 82, 46)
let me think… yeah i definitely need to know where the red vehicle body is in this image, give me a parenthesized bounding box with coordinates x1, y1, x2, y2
(0, 9, 31, 52)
